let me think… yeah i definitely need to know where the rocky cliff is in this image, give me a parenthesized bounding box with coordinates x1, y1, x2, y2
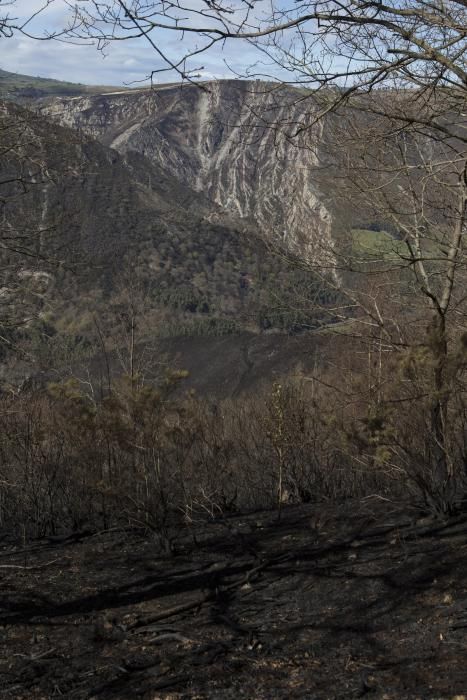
(41, 81, 334, 261)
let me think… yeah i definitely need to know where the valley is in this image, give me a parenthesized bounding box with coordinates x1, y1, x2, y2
(0, 76, 345, 393)
(1, 37, 467, 698)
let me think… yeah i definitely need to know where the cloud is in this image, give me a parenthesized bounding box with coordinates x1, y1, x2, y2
(1, 30, 265, 86)
(0, 0, 286, 85)
(4, 0, 71, 33)
(5, 38, 179, 84)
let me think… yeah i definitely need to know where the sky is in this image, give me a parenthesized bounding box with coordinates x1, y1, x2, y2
(0, 0, 275, 86)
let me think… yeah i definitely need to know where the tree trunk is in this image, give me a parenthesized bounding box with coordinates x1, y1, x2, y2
(428, 313, 454, 513)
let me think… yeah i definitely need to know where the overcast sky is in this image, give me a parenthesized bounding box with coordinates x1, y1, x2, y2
(1, 0, 275, 86)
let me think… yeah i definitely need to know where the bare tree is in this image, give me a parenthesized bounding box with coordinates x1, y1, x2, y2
(0, 103, 57, 332)
(316, 100, 467, 512)
(61, 1, 466, 94)
(0, 0, 80, 332)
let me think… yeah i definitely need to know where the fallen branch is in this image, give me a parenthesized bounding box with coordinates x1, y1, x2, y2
(148, 632, 194, 644)
(129, 594, 211, 629)
(13, 647, 56, 662)
(0, 559, 59, 570)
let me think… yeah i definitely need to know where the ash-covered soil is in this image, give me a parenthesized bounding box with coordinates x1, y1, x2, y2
(1, 502, 467, 699)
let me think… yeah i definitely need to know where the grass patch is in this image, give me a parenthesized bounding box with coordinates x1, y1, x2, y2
(351, 228, 406, 261)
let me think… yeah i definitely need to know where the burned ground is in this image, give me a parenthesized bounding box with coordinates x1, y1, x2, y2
(1, 502, 467, 699)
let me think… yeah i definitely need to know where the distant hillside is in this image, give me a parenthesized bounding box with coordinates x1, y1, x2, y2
(40, 80, 336, 261)
(0, 68, 123, 101)
(0, 100, 335, 387)
(40, 80, 433, 261)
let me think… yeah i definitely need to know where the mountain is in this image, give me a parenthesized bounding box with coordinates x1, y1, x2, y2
(0, 97, 332, 390)
(0, 68, 122, 101)
(40, 80, 335, 261)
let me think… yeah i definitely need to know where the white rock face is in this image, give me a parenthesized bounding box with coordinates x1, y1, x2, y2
(41, 81, 334, 263)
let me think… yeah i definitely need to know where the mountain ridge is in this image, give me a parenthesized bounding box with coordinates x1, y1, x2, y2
(39, 80, 335, 261)
(0, 96, 331, 389)
(0, 67, 128, 101)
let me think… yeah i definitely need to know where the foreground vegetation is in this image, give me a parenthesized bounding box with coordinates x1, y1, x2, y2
(2, 324, 467, 546)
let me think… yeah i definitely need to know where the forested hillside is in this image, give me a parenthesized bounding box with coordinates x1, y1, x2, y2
(0, 98, 336, 386)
